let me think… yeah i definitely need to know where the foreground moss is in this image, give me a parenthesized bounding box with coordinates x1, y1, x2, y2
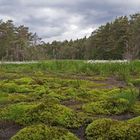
(11, 124, 79, 140)
(0, 99, 83, 128)
(86, 118, 140, 140)
(19, 101, 83, 128)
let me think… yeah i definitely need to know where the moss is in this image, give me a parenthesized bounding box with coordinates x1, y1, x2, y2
(14, 77, 33, 85)
(108, 122, 130, 140)
(8, 94, 28, 102)
(0, 93, 28, 104)
(127, 116, 140, 124)
(83, 98, 130, 115)
(81, 88, 125, 102)
(0, 103, 36, 121)
(11, 124, 79, 140)
(0, 82, 32, 93)
(17, 101, 83, 128)
(131, 101, 140, 115)
(107, 88, 121, 95)
(83, 101, 110, 115)
(64, 88, 78, 99)
(86, 118, 140, 140)
(86, 118, 115, 140)
(83, 89, 138, 115)
(0, 97, 84, 128)
(1, 61, 140, 139)
(0, 93, 9, 103)
(33, 85, 49, 95)
(46, 92, 66, 100)
(0, 72, 20, 81)
(130, 78, 140, 87)
(0, 82, 19, 93)
(127, 124, 140, 140)
(17, 85, 33, 93)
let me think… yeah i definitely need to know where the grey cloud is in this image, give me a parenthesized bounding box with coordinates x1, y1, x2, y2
(0, 0, 140, 42)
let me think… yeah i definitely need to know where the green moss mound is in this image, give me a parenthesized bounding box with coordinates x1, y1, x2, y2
(0, 103, 36, 121)
(18, 101, 83, 128)
(131, 102, 140, 115)
(83, 89, 138, 115)
(11, 124, 79, 140)
(127, 116, 140, 124)
(83, 98, 130, 115)
(14, 77, 33, 85)
(0, 99, 83, 128)
(86, 118, 140, 140)
(0, 81, 32, 93)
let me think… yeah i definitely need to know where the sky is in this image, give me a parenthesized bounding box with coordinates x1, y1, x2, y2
(0, 0, 140, 42)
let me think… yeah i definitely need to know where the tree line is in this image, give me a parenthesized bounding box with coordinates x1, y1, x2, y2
(0, 13, 140, 61)
(0, 20, 46, 61)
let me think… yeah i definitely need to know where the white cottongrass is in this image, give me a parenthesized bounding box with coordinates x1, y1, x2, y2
(0, 61, 38, 64)
(87, 60, 129, 64)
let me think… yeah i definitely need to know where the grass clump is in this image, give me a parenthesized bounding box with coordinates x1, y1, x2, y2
(11, 124, 79, 140)
(1, 60, 140, 76)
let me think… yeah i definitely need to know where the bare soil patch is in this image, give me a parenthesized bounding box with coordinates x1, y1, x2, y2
(0, 121, 22, 140)
(61, 99, 83, 111)
(69, 125, 86, 140)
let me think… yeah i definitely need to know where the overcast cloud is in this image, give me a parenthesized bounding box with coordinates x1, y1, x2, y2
(0, 0, 140, 42)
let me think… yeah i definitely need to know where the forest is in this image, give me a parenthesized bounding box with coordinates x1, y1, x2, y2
(0, 13, 140, 61)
